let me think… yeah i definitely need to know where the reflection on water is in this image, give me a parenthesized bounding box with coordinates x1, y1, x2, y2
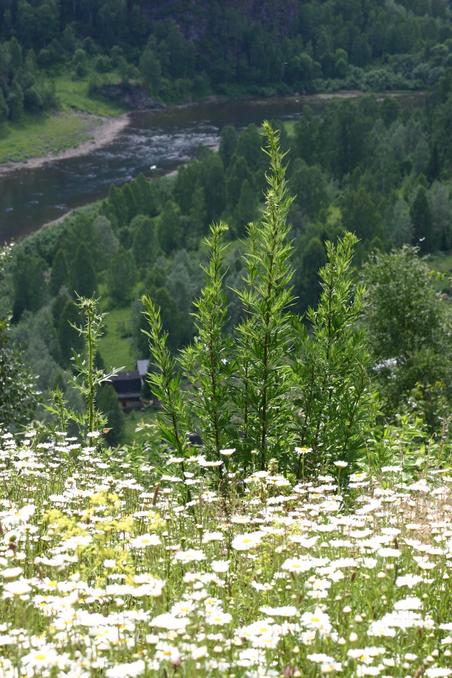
(0, 94, 423, 244)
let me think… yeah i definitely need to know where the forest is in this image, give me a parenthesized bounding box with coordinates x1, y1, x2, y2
(0, 3, 451, 677)
(1, 0, 452, 123)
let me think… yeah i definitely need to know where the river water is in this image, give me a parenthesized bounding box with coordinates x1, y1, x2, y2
(0, 93, 423, 244)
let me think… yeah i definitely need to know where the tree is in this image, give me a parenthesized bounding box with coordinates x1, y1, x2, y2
(93, 215, 119, 269)
(131, 174, 158, 216)
(57, 300, 83, 367)
(290, 159, 329, 220)
(96, 384, 124, 446)
(293, 235, 327, 314)
(50, 249, 69, 296)
(362, 247, 451, 423)
(0, 89, 8, 124)
(293, 107, 320, 165)
(341, 186, 382, 243)
(219, 125, 238, 169)
(70, 245, 97, 298)
(13, 252, 46, 320)
(188, 186, 208, 241)
(0, 320, 38, 431)
(139, 46, 161, 96)
(410, 187, 433, 253)
(108, 248, 137, 305)
(7, 81, 24, 120)
(131, 215, 159, 269)
(226, 156, 254, 210)
(0, 246, 38, 431)
(234, 179, 258, 236)
(158, 201, 182, 254)
(429, 181, 452, 251)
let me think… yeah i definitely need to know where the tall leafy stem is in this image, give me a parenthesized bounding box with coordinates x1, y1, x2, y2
(234, 122, 295, 470)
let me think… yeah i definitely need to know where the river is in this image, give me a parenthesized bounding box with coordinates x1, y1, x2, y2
(0, 92, 424, 244)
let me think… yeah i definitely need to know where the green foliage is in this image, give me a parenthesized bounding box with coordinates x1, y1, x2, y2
(411, 186, 433, 253)
(180, 223, 231, 465)
(233, 123, 295, 470)
(362, 246, 452, 426)
(0, 245, 38, 432)
(12, 252, 46, 320)
(47, 297, 119, 438)
(131, 215, 159, 270)
(96, 383, 125, 446)
(70, 245, 97, 298)
(108, 248, 137, 305)
(57, 300, 83, 366)
(141, 295, 191, 467)
(50, 249, 69, 296)
(292, 233, 376, 475)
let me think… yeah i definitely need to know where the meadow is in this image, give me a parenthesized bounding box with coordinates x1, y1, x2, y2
(0, 431, 450, 677)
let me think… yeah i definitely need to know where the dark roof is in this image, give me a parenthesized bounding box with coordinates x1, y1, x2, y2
(109, 371, 142, 397)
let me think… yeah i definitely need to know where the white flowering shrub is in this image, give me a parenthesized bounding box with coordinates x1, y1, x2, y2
(0, 431, 450, 677)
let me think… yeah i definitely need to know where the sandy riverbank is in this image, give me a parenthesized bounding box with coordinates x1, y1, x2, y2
(0, 113, 130, 177)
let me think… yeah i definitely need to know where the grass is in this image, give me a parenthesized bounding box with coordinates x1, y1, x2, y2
(123, 408, 158, 445)
(428, 251, 452, 275)
(283, 120, 297, 136)
(0, 433, 450, 676)
(0, 111, 101, 164)
(55, 72, 126, 117)
(0, 71, 125, 165)
(98, 306, 136, 371)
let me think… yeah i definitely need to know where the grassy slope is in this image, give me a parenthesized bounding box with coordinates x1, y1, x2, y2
(98, 307, 135, 371)
(55, 73, 125, 117)
(0, 72, 125, 164)
(0, 111, 102, 163)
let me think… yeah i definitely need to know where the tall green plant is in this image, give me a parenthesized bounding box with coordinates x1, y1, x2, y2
(293, 232, 376, 476)
(46, 297, 117, 438)
(234, 122, 295, 470)
(141, 295, 190, 460)
(179, 223, 231, 464)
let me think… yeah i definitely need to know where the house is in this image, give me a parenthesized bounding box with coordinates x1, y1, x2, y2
(109, 371, 143, 412)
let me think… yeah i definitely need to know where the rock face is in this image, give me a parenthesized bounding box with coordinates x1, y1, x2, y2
(96, 84, 165, 110)
(140, 0, 300, 39)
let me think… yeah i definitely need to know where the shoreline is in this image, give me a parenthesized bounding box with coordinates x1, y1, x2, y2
(0, 112, 131, 178)
(0, 89, 425, 179)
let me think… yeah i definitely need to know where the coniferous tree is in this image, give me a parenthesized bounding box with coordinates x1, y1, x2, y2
(108, 248, 137, 305)
(12, 253, 46, 320)
(50, 249, 69, 296)
(234, 179, 258, 236)
(57, 300, 83, 367)
(411, 187, 433, 253)
(70, 245, 97, 298)
(131, 216, 159, 269)
(158, 201, 182, 254)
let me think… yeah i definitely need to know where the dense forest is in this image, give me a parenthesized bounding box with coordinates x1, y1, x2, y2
(1, 0, 452, 121)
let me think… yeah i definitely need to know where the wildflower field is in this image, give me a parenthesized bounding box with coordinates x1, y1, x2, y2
(0, 431, 450, 677)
